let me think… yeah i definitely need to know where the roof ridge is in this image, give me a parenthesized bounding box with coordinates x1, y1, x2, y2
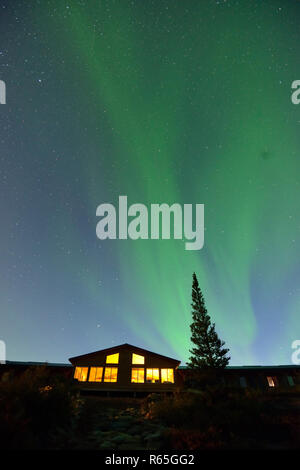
(68, 343, 181, 364)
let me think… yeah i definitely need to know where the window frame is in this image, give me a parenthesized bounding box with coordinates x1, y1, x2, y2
(146, 368, 160, 383)
(88, 366, 103, 382)
(266, 376, 277, 387)
(132, 353, 145, 365)
(287, 375, 295, 387)
(239, 376, 247, 388)
(131, 368, 145, 383)
(161, 368, 174, 384)
(106, 353, 119, 364)
(74, 366, 89, 382)
(104, 367, 118, 382)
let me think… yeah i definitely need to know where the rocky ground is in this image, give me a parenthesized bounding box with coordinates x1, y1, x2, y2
(73, 396, 167, 450)
(68, 392, 300, 451)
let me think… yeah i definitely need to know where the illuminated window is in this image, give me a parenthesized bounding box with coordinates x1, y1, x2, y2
(104, 367, 118, 382)
(132, 353, 145, 364)
(88, 367, 103, 382)
(146, 368, 160, 383)
(106, 353, 119, 364)
(267, 376, 277, 387)
(161, 369, 174, 383)
(74, 367, 80, 380)
(74, 367, 88, 382)
(131, 368, 144, 383)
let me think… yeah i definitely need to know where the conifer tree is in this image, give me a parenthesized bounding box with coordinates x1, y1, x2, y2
(188, 272, 230, 369)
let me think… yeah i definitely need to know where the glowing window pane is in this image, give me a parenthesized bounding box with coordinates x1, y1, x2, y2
(132, 353, 145, 364)
(104, 367, 118, 382)
(106, 353, 119, 364)
(267, 376, 276, 387)
(74, 367, 80, 380)
(161, 368, 174, 383)
(146, 368, 160, 383)
(74, 367, 88, 382)
(131, 368, 144, 383)
(89, 367, 103, 382)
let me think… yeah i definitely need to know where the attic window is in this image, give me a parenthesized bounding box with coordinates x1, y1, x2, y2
(106, 353, 119, 364)
(132, 353, 145, 364)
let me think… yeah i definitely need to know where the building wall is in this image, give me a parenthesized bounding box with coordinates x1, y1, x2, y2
(177, 366, 300, 390)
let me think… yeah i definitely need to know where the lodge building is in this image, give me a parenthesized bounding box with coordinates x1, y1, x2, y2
(69, 343, 180, 393)
(68, 343, 300, 394)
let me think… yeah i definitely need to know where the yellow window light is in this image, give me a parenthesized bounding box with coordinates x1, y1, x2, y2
(106, 353, 119, 364)
(104, 367, 118, 382)
(88, 367, 103, 382)
(161, 368, 174, 383)
(131, 368, 145, 383)
(74, 366, 89, 382)
(132, 353, 145, 364)
(74, 367, 80, 380)
(146, 368, 160, 383)
(267, 376, 276, 387)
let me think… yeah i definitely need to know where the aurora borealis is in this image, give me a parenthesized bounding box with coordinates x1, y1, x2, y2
(1, 0, 300, 365)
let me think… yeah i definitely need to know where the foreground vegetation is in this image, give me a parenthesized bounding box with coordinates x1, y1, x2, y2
(0, 366, 81, 449)
(142, 387, 300, 449)
(0, 367, 299, 450)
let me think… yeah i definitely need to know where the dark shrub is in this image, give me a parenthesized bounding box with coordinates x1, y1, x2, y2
(0, 366, 81, 449)
(142, 387, 295, 449)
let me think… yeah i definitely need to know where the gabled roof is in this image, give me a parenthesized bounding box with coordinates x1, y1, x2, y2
(69, 343, 181, 366)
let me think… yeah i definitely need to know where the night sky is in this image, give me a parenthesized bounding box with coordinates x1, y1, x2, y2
(1, 0, 300, 365)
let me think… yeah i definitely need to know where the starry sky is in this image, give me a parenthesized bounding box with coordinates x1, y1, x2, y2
(1, 0, 300, 366)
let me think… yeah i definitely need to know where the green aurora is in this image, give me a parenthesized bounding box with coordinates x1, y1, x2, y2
(1, 0, 300, 364)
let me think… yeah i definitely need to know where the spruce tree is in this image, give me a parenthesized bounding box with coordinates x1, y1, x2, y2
(188, 272, 230, 369)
